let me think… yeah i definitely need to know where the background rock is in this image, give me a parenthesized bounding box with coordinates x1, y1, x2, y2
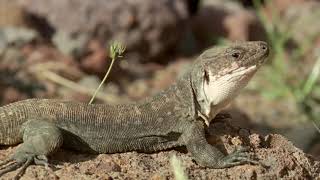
(18, 0, 191, 64)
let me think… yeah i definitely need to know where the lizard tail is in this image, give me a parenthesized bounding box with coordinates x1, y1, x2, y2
(0, 101, 29, 145)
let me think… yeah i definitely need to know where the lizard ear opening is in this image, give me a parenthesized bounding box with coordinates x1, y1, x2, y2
(204, 69, 210, 85)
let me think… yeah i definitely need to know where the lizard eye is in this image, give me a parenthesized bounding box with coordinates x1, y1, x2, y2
(232, 52, 240, 59)
(227, 47, 244, 60)
(230, 50, 243, 60)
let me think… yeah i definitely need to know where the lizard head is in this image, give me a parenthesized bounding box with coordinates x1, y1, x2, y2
(190, 41, 269, 126)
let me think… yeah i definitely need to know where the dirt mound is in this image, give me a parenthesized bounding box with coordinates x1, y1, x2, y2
(1, 121, 319, 179)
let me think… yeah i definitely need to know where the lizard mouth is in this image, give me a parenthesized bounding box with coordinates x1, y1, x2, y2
(230, 65, 257, 77)
(212, 65, 258, 81)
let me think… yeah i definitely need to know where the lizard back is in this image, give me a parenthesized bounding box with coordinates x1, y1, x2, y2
(0, 88, 190, 153)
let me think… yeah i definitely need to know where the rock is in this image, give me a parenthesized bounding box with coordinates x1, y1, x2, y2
(1, 86, 28, 104)
(1, 120, 319, 179)
(79, 39, 109, 76)
(0, 27, 38, 55)
(191, 0, 267, 49)
(52, 31, 89, 59)
(0, 31, 87, 104)
(0, 1, 26, 27)
(18, 0, 190, 62)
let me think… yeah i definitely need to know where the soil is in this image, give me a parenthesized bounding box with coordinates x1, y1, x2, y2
(1, 121, 319, 180)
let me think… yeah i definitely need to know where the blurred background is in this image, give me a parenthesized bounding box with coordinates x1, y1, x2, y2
(0, 0, 319, 159)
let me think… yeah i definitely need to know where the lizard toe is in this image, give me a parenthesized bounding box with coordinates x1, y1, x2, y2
(0, 153, 53, 179)
(0, 156, 33, 180)
(0, 157, 14, 167)
(218, 146, 259, 168)
(0, 160, 23, 176)
(34, 155, 49, 169)
(0, 152, 36, 179)
(13, 157, 33, 180)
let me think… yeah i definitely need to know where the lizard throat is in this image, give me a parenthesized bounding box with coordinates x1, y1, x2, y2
(198, 65, 257, 126)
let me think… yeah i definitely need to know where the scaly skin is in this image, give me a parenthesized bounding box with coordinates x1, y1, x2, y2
(0, 41, 269, 179)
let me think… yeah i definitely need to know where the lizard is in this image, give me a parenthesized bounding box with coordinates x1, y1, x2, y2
(0, 41, 269, 179)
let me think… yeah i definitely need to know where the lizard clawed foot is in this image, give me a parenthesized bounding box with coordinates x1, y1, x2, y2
(0, 156, 33, 180)
(0, 154, 50, 179)
(219, 147, 260, 168)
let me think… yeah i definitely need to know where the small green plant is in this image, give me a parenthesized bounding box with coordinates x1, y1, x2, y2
(170, 154, 188, 180)
(89, 41, 126, 104)
(253, 0, 320, 123)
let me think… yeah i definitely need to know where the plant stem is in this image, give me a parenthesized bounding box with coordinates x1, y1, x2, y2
(301, 55, 320, 101)
(88, 57, 116, 104)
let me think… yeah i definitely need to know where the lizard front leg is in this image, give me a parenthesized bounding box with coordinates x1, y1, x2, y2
(184, 121, 257, 168)
(0, 119, 63, 179)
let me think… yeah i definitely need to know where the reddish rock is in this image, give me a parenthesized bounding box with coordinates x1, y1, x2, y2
(191, 0, 267, 49)
(1, 120, 318, 179)
(18, 0, 190, 62)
